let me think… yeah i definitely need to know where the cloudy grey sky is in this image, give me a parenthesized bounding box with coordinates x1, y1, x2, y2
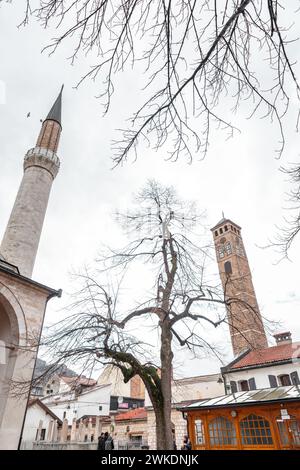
(1, 2, 300, 378)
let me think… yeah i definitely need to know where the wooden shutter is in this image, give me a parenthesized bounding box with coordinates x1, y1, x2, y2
(268, 375, 278, 388)
(290, 371, 300, 385)
(248, 377, 256, 390)
(230, 381, 237, 393)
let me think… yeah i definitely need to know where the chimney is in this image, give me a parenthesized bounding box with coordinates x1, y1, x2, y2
(273, 331, 292, 345)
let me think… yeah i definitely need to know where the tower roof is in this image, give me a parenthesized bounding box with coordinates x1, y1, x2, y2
(45, 85, 64, 126)
(211, 217, 241, 231)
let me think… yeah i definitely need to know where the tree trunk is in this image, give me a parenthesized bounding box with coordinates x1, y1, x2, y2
(153, 405, 168, 450)
(159, 321, 174, 450)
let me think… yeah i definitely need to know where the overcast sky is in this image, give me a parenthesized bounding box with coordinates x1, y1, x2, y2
(1, 2, 300, 379)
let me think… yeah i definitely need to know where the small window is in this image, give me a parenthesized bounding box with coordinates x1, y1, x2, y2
(230, 225, 233, 230)
(239, 380, 249, 392)
(63, 411, 67, 419)
(99, 405, 102, 411)
(224, 225, 228, 231)
(268, 375, 278, 388)
(194, 419, 205, 446)
(233, 227, 236, 233)
(91, 435, 94, 442)
(220, 228, 223, 234)
(248, 377, 256, 390)
(290, 371, 300, 385)
(215, 231, 218, 237)
(84, 435, 88, 442)
(40, 429, 46, 441)
(278, 374, 291, 386)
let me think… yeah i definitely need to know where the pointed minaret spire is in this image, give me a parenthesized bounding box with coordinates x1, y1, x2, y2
(45, 84, 64, 126)
(36, 86, 63, 154)
(0, 88, 63, 278)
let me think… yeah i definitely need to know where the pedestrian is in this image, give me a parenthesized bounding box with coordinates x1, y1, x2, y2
(172, 431, 177, 450)
(104, 433, 114, 450)
(181, 435, 192, 450)
(97, 432, 105, 450)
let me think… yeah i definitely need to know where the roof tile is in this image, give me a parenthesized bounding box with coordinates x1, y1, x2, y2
(115, 408, 147, 421)
(231, 341, 300, 369)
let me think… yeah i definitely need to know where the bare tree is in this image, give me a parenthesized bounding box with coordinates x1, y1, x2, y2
(29, 180, 273, 450)
(270, 164, 300, 259)
(9, 0, 300, 163)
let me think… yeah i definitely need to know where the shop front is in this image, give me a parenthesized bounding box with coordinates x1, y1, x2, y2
(180, 386, 300, 450)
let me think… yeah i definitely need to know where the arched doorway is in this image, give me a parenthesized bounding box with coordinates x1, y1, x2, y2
(0, 293, 19, 426)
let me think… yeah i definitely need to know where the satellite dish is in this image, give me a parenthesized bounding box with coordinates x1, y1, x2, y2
(117, 396, 123, 404)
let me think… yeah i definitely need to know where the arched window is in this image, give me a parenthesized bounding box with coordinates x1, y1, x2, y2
(224, 261, 232, 275)
(225, 242, 232, 255)
(218, 245, 225, 259)
(208, 416, 237, 447)
(239, 414, 273, 446)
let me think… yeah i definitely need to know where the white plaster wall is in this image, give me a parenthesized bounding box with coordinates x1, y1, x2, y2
(22, 403, 54, 448)
(47, 385, 111, 421)
(225, 362, 300, 390)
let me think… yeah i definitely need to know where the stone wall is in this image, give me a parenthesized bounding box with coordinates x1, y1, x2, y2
(146, 408, 187, 450)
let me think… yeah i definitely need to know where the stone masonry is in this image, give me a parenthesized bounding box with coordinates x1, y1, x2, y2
(211, 217, 268, 356)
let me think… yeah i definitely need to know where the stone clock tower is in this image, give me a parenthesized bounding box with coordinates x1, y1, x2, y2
(211, 217, 268, 356)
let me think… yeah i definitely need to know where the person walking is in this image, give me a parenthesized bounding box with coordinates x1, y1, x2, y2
(181, 435, 192, 450)
(97, 433, 105, 450)
(104, 433, 114, 450)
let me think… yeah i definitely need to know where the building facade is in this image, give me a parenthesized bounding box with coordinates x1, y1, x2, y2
(182, 386, 300, 450)
(0, 88, 63, 449)
(221, 332, 300, 393)
(21, 399, 62, 450)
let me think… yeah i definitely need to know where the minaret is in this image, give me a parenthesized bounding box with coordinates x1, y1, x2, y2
(211, 217, 268, 356)
(0, 86, 63, 278)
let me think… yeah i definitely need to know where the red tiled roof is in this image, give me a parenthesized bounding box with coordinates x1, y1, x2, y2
(115, 408, 147, 421)
(231, 341, 300, 369)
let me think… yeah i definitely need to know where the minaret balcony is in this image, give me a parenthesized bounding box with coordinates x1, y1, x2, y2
(24, 146, 60, 179)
